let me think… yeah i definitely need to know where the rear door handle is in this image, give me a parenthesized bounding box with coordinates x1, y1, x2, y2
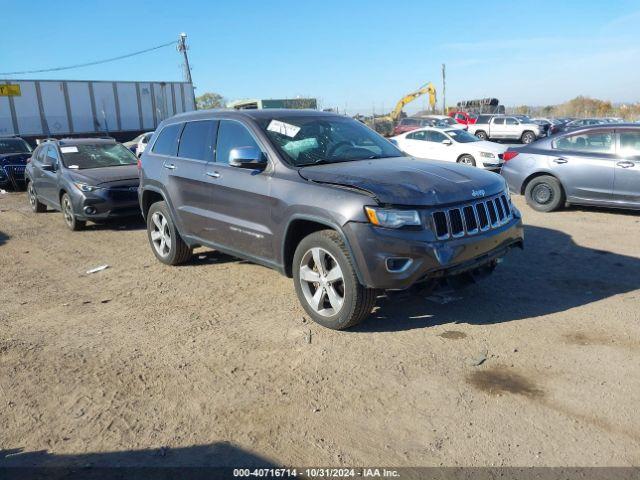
(617, 161, 635, 168)
(553, 158, 568, 164)
(205, 171, 220, 178)
(163, 163, 176, 170)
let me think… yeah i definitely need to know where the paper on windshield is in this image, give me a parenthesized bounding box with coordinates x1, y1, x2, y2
(267, 120, 300, 138)
(60, 146, 78, 153)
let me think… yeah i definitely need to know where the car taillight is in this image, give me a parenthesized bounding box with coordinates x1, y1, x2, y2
(137, 157, 142, 170)
(503, 151, 519, 162)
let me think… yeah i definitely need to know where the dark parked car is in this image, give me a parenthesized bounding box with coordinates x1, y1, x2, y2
(139, 110, 524, 330)
(501, 124, 640, 212)
(392, 117, 437, 136)
(0, 136, 32, 190)
(556, 118, 604, 133)
(25, 138, 141, 230)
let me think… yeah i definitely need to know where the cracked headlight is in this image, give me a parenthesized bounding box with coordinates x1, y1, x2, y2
(364, 206, 421, 228)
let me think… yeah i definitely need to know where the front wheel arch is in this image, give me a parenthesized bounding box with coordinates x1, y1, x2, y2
(281, 215, 365, 285)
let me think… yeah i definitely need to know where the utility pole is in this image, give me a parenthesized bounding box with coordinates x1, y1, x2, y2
(177, 33, 197, 109)
(441, 63, 446, 115)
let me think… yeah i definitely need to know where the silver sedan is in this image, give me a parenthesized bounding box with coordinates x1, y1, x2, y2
(500, 125, 640, 212)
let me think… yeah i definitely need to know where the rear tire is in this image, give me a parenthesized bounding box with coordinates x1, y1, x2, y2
(524, 175, 565, 212)
(147, 201, 192, 265)
(61, 193, 85, 231)
(293, 230, 377, 330)
(475, 130, 488, 141)
(457, 154, 476, 167)
(27, 181, 46, 213)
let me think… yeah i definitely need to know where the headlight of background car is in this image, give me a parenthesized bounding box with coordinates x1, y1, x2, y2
(74, 182, 98, 192)
(365, 206, 421, 228)
(479, 152, 495, 158)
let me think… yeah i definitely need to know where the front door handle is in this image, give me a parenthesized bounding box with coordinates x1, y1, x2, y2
(617, 161, 635, 168)
(163, 163, 176, 170)
(205, 171, 220, 178)
(553, 158, 568, 164)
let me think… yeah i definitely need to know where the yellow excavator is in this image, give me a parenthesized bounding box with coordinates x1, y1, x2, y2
(368, 82, 437, 136)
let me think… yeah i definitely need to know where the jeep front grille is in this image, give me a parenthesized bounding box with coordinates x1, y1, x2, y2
(431, 192, 513, 240)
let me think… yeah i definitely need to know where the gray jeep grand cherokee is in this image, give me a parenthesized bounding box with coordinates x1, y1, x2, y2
(139, 110, 523, 329)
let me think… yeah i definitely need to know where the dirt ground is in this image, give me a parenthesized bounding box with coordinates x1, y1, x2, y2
(1, 190, 639, 468)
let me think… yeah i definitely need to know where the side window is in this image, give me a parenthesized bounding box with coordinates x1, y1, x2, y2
(216, 120, 260, 164)
(506, 118, 518, 125)
(177, 120, 217, 161)
(407, 130, 426, 141)
(619, 131, 640, 157)
(35, 146, 46, 162)
(554, 131, 614, 153)
(46, 146, 60, 169)
(429, 131, 447, 143)
(152, 123, 182, 156)
(493, 118, 505, 125)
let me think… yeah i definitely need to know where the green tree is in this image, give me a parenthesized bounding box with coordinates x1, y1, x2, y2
(196, 92, 226, 110)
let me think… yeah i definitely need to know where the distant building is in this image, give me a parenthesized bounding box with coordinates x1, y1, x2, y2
(228, 98, 317, 110)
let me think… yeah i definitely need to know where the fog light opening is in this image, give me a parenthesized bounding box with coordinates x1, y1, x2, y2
(385, 257, 413, 273)
(84, 206, 97, 215)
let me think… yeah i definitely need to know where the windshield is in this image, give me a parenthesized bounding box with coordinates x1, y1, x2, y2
(257, 115, 403, 166)
(446, 129, 480, 143)
(0, 138, 32, 154)
(60, 143, 137, 169)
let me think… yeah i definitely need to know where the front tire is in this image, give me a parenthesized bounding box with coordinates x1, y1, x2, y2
(147, 201, 192, 265)
(293, 230, 377, 330)
(457, 154, 476, 167)
(521, 131, 536, 144)
(61, 193, 85, 231)
(475, 130, 488, 141)
(27, 181, 46, 213)
(524, 175, 565, 212)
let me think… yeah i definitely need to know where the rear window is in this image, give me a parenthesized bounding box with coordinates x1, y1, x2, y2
(177, 120, 217, 161)
(401, 118, 418, 126)
(152, 123, 182, 156)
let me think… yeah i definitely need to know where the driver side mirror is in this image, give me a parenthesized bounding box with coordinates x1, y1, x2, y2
(228, 147, 267, 170)
(41, 160, 56, 171)
(441, 139, 453, 146)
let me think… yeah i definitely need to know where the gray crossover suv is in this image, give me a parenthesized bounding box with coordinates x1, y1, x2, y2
(501, 125, 640, 212)
(139, 110, 523, 329)
(25, 138, 140, 230)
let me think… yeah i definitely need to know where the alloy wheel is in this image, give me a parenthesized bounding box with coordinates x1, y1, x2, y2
(62, 196, 74, 227)
(299, 247, 345, 317)
(28, 183, 36, 207)
(150, 211, 172, 258)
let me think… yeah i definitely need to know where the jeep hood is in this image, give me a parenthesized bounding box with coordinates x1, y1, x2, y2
(298, 157, 506, 206)
(67, 164, 139, 186)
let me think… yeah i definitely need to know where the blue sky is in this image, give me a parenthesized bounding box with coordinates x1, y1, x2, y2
(2, 0, 639, 115)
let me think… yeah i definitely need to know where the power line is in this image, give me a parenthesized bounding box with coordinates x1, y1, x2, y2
(0, 40, 178, 76)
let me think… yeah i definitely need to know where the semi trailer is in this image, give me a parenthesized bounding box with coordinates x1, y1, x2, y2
(0, 79, 195, 143)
